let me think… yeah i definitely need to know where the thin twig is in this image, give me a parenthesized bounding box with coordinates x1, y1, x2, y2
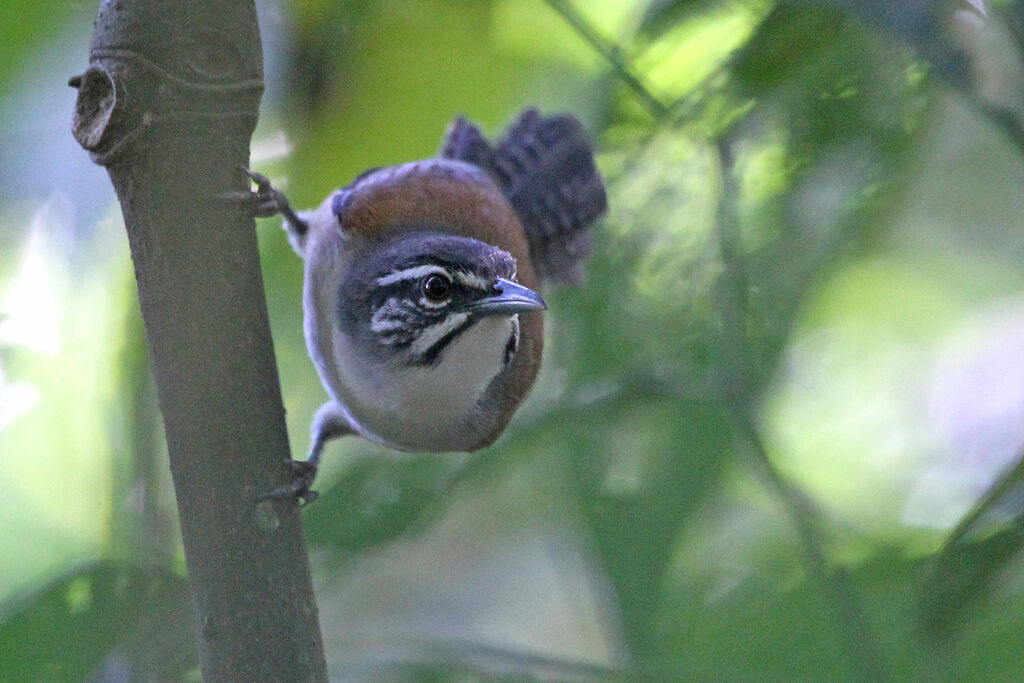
(942, 444, 1024, 552)
(713, 136, 890, 681)
(734, 412, 890, 681)
(712, 138, 752, 397)
(542, 0, 671, 120)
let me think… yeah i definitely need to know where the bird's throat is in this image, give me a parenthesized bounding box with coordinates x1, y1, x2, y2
(331, 315, 516, 451)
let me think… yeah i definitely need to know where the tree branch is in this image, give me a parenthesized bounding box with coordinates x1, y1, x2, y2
(714, 136, 889, 682)
(542, 0, 670, 120)
(71, 1, 326, 680)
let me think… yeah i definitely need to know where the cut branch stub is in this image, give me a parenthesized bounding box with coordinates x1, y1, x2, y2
(71, 2, 264, 167)
(70, 65, 116, 152)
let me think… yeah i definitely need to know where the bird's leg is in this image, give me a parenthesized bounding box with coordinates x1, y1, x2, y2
(260, 402, 356, 505)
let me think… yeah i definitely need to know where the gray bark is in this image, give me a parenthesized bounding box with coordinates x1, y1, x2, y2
(71, 1, 327, 680)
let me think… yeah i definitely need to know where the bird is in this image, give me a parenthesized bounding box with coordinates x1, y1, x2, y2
(245, 108, 607, 503)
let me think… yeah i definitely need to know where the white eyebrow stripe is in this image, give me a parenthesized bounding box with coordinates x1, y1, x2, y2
(454, 271, 492, 291)
(411, 312, 470, 356)
(376, 265, 449, 287)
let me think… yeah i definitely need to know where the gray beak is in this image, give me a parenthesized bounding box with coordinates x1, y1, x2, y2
(464, 278, 547, 316)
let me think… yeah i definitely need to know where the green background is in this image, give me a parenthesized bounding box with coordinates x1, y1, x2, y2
(3, 0, 1024, 679)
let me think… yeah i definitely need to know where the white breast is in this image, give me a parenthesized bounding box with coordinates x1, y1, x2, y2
(329, 316, 514, 451)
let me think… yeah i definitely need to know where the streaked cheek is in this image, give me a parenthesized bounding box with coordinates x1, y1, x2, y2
(370, 297, 415, 345)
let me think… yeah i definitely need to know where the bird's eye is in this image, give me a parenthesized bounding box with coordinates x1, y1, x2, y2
(422, 273, 453, 301)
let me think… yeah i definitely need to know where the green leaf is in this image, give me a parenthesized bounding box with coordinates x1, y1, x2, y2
(564, 397, 732, 657)
(920, 453, 1024, 641)
(304, 455, 467, 551)
(0, 562, 194, 681)
(638, 0, 711, 40)
(730, 4, 847, 96)
(825, 0, 977, 88)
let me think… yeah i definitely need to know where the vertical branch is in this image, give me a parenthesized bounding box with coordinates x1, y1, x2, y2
(71, 1, 327, 680)
(712, 138, 752, 399)
(713, 136, 888, 681)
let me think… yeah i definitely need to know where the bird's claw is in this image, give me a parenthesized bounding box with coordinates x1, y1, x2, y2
(259, 459, 320, 506)
(228, 167, 293, 219)
(226, 168, 310, 238)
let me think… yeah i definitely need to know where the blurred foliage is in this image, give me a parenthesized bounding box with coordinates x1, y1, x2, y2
(4, 0, 1024, 680)
(0, 562, 194, 681)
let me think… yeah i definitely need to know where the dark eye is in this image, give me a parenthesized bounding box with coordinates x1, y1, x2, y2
(422, 273, 452, 301)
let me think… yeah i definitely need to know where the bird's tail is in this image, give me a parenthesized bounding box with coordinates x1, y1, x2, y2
(440, 108, 607, 284)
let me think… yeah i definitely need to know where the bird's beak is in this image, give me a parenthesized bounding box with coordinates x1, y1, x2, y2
(464, 278, 547, 316)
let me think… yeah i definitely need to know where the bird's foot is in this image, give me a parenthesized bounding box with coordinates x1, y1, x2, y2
(220, 167, 309, 233)
(260, 459, 320, 506)
(234, 168, 294, 218)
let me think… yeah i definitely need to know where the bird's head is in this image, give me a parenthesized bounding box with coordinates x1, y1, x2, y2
(338, 231, 546, 369)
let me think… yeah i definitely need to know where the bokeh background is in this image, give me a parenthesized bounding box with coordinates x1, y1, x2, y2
(3, 0, 1024, 679)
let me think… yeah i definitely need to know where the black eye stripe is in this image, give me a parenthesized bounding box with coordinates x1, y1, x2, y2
(503, 316, 520, 366)
(412, 316, 478, 366)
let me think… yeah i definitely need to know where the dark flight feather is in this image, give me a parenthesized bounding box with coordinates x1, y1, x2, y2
(441, 108, 607, 284)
